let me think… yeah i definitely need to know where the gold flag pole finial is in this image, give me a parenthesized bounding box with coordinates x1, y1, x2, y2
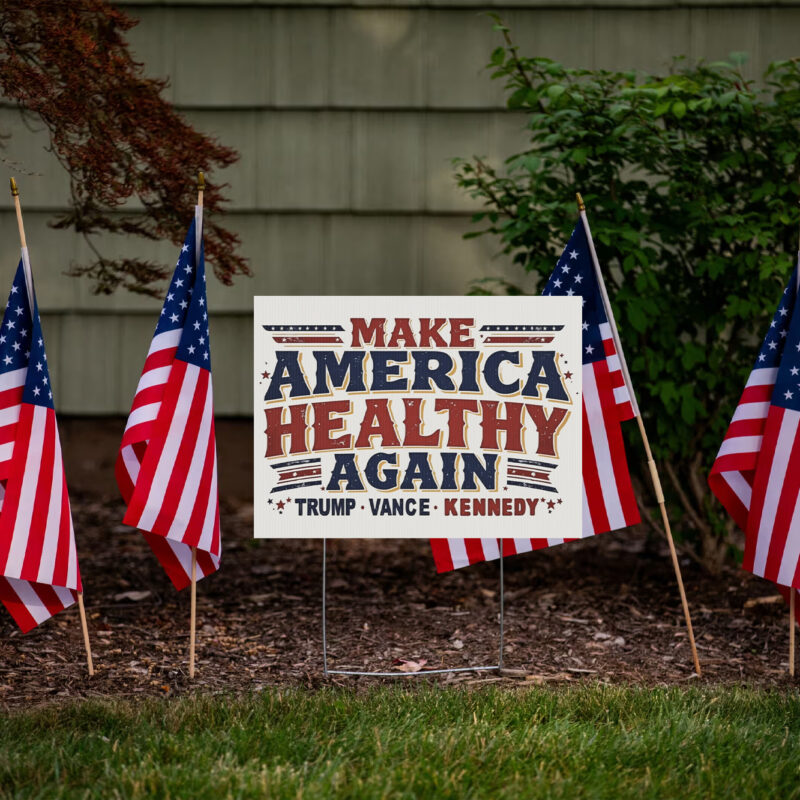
(10, 177, 18, 197)
(197, 171, 205, 192)
(576, 192, 586, 212)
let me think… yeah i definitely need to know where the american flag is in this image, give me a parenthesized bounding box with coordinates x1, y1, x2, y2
(431, 216, 640, 572)
(0, 256, 81, 632)
(709, 261, 800, 600)
(116, 209, 220, 590)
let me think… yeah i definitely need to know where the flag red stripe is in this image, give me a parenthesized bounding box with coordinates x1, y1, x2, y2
(742, 407, 783, 572)
(0, 404, 33, 572)
(762, 417, 800, 582)
(20, 410, 55, 579)
(122, 361, 186, 527)
(150, 367, 209, 536)
(183, 418, 216, 548)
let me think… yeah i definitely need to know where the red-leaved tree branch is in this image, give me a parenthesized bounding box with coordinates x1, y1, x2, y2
(0, 0, 249, 296)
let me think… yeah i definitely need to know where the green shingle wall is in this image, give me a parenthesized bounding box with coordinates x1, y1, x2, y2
(0, 1, 797, 413)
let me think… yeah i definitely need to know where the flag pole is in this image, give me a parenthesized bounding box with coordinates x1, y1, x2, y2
(9, 178, 94, 677)
(790, 590, 796, 677)
(576, 192, 702, 676)
(187, 170, 204, 680)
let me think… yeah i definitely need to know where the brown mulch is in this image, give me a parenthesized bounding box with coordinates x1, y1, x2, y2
(0, 492, 796, 709)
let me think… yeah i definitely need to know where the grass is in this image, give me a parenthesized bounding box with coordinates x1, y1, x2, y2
(1, 685, 800, 799)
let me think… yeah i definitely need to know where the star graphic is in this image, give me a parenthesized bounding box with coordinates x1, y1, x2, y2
(262, 370, 270, 379)
(547, 499, 556, 510)
(564, 371, 573, 380)
(569, 250, 579, 260)
(276, 500, 286, 510)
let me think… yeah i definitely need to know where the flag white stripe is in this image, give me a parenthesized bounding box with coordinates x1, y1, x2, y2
(447, 538, 470, 570)
(752, 410, 799, 576)
(778, 493, 800, 585)
(481, 538, 500, 560)
(732, 402, 771, 422)
(136, 366, 199, 531)
(723, 471, 752, 508)
(581, 483, 593, 535)
(0, 441, 15, 463)
(66, 511, 77, 591)
(5, 405, 46, 578)
(121, 443, 140, 484)
(169, 538, 195, 578)
(513, 537, 532, 554)
(148, 329, 182, 356)
(583, 365, 625, 529)
(135, 366, 172, 394)
(5, 577, 52, 624)
(599, 322, 612, 340)
(716, 436, 764, 458)
(197, 447, 218, 553)
(125, 402, 162, 431)
(606, 354, 621, 372)
(612, 385, 629, 405)
(53, 585, 75, 606)
(168, 378, 213, 542)
(0, 368, 26, 392)
(36, 429, 63, 585)
(0, 404, 21, 428)
(746, 368, 778, 387)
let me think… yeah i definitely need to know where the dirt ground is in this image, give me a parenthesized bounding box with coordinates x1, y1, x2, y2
(0, 420, 797, 709)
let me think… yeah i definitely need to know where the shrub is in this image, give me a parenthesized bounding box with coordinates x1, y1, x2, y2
(455, 19, 800, 570)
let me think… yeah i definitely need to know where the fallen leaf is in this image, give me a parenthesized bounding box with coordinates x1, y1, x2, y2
(744, 595, 783, 608)
(392, 658, 428, 673)
(113, 590, 151, 602)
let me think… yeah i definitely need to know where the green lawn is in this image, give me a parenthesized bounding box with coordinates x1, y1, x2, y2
(1, 685, 799, 799)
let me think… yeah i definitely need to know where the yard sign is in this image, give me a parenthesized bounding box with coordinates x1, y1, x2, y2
(254, 297, 581, 538)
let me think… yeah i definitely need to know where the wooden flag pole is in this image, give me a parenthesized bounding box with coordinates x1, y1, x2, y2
(189, 546, 197, 678)
(576, 192, 702, 676)
(187, 171, 204, 680)
(790, 590, 796, 678)
(9, 178, 94, 677)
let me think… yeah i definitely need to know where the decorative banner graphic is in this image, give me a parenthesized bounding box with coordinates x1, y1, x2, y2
(254, 297, 582, 538)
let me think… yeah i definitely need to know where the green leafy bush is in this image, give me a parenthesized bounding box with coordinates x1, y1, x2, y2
(456, 20, 800, 570)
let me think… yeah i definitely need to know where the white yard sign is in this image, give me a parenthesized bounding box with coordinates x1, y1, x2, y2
(254, 297, 582, 538)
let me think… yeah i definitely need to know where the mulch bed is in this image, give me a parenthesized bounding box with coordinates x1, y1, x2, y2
(0, 493, 796, 709)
